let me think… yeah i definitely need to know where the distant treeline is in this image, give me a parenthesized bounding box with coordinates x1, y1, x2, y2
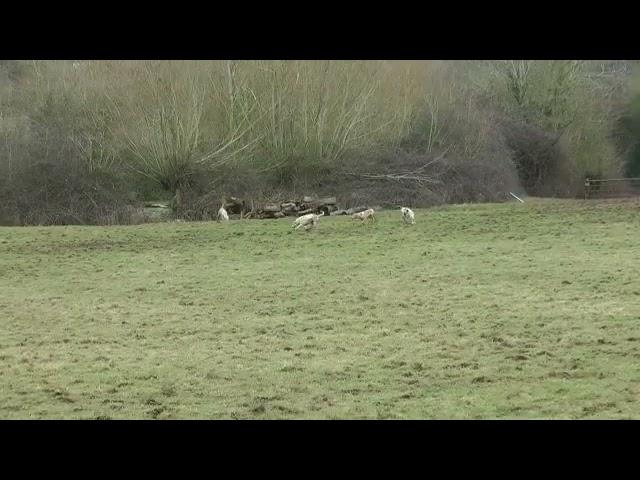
(1, 60, 638, 225)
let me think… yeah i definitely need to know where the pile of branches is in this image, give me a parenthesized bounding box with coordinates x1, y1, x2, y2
(245, 196, 339, 219)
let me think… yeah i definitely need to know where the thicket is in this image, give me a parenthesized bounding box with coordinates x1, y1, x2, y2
(0, 60, 635, 225)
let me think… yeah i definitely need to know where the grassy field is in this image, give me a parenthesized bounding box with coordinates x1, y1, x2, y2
(1, 198, 640, 419)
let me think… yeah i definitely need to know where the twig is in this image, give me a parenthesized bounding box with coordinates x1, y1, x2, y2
(509, 192, 525, 203)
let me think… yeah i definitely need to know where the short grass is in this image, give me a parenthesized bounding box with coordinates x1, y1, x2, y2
(1, 198, 640, 419)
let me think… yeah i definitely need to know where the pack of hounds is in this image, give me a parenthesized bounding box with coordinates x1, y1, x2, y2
(216, 204, 416, 231)
(291, 206, 415, 231)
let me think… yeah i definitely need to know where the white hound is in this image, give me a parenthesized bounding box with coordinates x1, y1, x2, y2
(217, 206, 229, 222)
(400, 207, 415, 225)
(352, 208, 376, 223)
(293, 211, 324, 231)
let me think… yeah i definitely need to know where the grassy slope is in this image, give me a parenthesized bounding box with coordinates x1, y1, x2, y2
(1, 199, 639, 419)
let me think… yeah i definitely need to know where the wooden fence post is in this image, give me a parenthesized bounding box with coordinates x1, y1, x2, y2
(584, 178, 590, 200)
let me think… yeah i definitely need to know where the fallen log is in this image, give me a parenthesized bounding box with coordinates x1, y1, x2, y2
(144, 203, 170, 209)
(256, 210, 286, 219)
(346, 206, 368, 215)
(262, 204, 281, 212)
(282, 208, 300, 216)
(301, 197, 336, 209)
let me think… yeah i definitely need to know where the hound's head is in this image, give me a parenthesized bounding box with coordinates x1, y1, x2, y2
(400, 207, 408, 214)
